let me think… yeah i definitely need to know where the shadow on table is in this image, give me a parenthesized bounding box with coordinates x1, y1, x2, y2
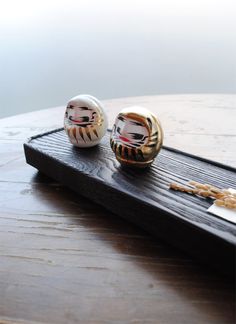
(29, 171, 235, 322)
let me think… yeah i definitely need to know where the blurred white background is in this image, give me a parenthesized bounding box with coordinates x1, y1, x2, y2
(0, 0, 235, 118)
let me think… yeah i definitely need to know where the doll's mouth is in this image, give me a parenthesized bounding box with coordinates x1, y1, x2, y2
(69, 116, 90, 123)
(119, 136, 130, 143)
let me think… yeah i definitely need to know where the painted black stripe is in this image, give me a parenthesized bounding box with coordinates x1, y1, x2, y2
(131, 148, 137, 161)
(118, 144, 122, 157)
(124, 147, 129, 159)
(93, 129, 99, 138)
(145, 144, 156, 148)
(86, 129, 92, 140)
(79, 128, 85, 142)
(138, 149, 144, 160)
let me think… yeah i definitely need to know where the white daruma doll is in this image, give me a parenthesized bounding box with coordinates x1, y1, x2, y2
(64, 95, 108, 147)
(110, 107, 163, 168)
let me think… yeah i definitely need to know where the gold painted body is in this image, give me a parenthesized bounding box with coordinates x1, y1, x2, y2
(110, 107, 164, 168)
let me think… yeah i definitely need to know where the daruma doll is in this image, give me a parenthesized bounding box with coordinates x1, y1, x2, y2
(64, 94, 108, 147)
(110, 107, 163, 168)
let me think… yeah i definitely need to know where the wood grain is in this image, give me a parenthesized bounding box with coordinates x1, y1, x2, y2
(0, 95, 235, 324)
(24, 128, 236, 277)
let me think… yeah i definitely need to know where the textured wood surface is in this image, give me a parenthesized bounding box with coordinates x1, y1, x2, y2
(24, 128, 236, 277)
(0, 95, 235, 324)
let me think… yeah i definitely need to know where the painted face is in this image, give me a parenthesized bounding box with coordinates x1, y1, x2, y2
(110, 107, 163, 168)
(112, 115, 149, 149)
(64, 95, 108, 148)
(65, 105, 97, 127)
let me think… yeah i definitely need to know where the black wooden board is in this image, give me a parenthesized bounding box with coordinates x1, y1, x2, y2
(24, 128, 236, 278)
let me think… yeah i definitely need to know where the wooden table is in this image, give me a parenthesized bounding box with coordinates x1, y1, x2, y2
(0, 94, 235, 324)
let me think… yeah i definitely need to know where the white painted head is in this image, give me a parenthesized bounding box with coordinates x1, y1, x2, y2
(64, 94, 108, 147)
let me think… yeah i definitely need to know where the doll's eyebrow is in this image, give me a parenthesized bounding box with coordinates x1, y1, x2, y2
(67, 106, 92, 110)
(78, 107, 92, 111)
(118, 116, 125, 121)
(130, 121, 143, 126)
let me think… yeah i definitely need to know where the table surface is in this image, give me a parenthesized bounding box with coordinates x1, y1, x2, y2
(0, 94, 235, 324)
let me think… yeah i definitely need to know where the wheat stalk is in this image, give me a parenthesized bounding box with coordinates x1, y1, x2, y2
(170, 181, 236, 210)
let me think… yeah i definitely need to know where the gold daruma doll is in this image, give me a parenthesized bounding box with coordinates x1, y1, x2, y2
(110, 107, 163, 168)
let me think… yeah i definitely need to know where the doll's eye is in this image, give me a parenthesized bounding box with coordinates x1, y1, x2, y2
(129, 133, 143, 140)
(79, 107, 89, 110)
(117, 127, 121, 134)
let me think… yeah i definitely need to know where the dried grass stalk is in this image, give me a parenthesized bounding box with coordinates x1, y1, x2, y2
(169, 181, 236, 210)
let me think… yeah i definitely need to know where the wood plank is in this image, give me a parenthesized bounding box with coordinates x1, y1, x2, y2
(24, 128, 236, 277)
(0, 170, 235, 324)
(1, 95, 235, 324)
